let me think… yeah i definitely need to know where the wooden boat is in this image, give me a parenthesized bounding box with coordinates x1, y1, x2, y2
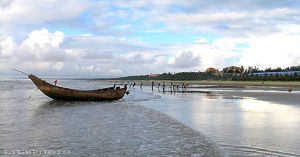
(28, 74, 127, 101)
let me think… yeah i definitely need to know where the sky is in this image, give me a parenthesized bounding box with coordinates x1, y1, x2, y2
(1, 0, 300, 77)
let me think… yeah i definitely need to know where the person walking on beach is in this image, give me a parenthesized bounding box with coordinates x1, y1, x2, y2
(140, 82, 143, 89)
(170, 82, 173, 89)
(133, 82, 136, 88)
(53, 80, 58, 86)
(184, 82, 187, 88)
(152, 81, 154, 90)
(157, 82, 160, 89)
(173, 84, 176, 89)
(162, 81, 165, 91)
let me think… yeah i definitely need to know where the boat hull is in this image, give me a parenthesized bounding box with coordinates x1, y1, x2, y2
(28, 74, 126, 101)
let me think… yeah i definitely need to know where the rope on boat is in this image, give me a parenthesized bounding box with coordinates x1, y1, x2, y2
(18, 88, 39, 102)
(12, 68, 36, 102)
(11, 69, 28, 76)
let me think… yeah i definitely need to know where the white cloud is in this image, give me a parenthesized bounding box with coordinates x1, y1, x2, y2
(52, 62, 64, 70)
(0, 37, 15, 56)
(110, 69, 122, 74)
(83, 1, 300, 37)
(17, 29, 68, 61)
(174, 34, 300, 71)
(22, 29, 64, 49)
(168, 51, 200, 69)
(0, 29, 72, 74)
(153, 56, 168, 65)
(238, 34, 300, 69)
(164, 39, 239, 71)
(277, 24, 300, 34)
(0, 0, 89, 24)
(2, 0, 300, 77)
(81, 65, 94, 71)
(2, 27, 300, 77)
(24, 61, 51, 71)
(2, 0, 300, 39)
(0, 0, 90, 40)
(154, 8, 300, 36)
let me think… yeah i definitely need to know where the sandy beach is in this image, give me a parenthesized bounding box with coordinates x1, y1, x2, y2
(215, 87, 300, 105)
(109, 79, 300, 108)
(2, 78, 300, 156)
(109, 80, 300, 105)
(141, 86, 300, 156)
(110, 80, 300, 87)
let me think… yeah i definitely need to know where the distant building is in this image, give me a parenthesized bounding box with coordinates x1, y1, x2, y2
(205, 67, 218, 74)
(251, 71, 300, 76)
(149, 73, 160, 77)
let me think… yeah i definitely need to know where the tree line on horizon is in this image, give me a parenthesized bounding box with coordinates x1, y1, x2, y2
(116, 66, 300, 81)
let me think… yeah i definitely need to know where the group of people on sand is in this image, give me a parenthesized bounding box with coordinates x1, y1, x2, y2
(128, 81, 187, 90)
(151, 81, 187, 90)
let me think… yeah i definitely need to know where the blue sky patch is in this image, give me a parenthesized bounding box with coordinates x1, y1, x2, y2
(235, 42, 250, 48)
(233, 42, 250, 53)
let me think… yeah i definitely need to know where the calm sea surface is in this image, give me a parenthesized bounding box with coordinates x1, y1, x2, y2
(1, 78, 300, 156)
(0, 78, 223, 157)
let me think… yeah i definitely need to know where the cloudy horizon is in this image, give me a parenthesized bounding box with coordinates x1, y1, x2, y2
(1, 0, 300, 78)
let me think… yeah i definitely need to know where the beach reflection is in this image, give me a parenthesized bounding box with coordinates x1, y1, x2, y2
(2, 78, 300, 156)
(142, 89, 300, 156)
(239, 98, 300, 130)
(205, 93, 218, 99)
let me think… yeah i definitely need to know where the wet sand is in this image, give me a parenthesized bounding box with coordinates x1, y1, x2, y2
(215, 87, 300, 105)
(110, 80, 300, 87)
(185, 80, 300, 87)
(141, 89, 300, 156)
(112, 79, 300, 105)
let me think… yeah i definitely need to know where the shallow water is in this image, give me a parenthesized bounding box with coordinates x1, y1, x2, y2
(0, 79, 223, 156)
(139, 86, 300, 156)
(2, 78, 300, 156)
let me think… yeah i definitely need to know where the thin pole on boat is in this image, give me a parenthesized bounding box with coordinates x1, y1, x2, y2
(11, 69, 28, 75)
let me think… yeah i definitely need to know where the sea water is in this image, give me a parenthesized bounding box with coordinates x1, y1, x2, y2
(139, 86, 300, 156)
(0, 78, 224, 156)
(1, 78, 300, 156)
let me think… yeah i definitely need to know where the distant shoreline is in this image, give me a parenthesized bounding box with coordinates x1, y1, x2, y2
(105, 80, 300, 87)
(108, 79, 300, 105)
